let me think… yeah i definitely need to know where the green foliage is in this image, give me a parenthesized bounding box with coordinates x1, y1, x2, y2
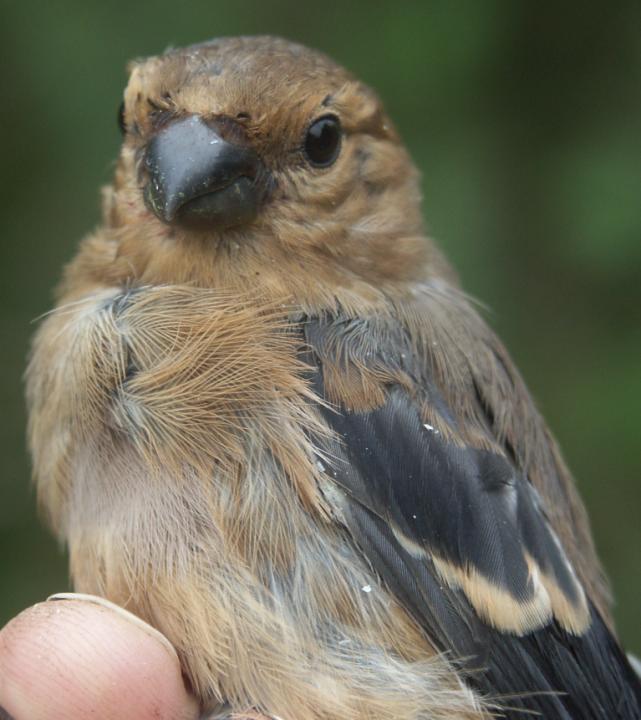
(1, 0, 639, 652)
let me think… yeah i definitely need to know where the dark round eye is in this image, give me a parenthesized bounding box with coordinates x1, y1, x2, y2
(304, 115, 341, 167)
(117, 100, 126, 134)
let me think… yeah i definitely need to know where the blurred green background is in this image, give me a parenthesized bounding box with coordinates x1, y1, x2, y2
(1, 1, 639, 653)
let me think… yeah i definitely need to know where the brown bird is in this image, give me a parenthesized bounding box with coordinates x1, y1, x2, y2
(26, 36, 641, 719)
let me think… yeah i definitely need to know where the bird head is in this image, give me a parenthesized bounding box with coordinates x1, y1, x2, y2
(101, 37, 447, 304)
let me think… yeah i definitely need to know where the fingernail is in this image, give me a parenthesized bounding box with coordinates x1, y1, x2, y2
(0, 706, 16, 720)
(46, 592, 179, 661)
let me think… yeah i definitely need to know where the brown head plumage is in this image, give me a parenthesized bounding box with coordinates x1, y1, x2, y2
(92, 35, 440, 308)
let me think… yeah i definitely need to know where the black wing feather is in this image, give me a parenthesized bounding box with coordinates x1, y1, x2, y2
(304, 314, 641, 719)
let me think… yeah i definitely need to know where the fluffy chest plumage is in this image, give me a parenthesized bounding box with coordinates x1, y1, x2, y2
(26, 283, 483, 719)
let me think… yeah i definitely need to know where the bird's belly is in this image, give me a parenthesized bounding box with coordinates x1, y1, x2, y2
(62, 448, 483, 720)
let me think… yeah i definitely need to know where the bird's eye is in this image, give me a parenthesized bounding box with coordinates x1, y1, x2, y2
(117, 100, 126, 135)
(304, 115, 341, 167)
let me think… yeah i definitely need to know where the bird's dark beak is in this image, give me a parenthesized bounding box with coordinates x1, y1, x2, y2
(144, 115, 261, 230)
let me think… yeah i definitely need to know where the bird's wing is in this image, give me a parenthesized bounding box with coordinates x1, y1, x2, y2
(303, 290, 641, 719)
